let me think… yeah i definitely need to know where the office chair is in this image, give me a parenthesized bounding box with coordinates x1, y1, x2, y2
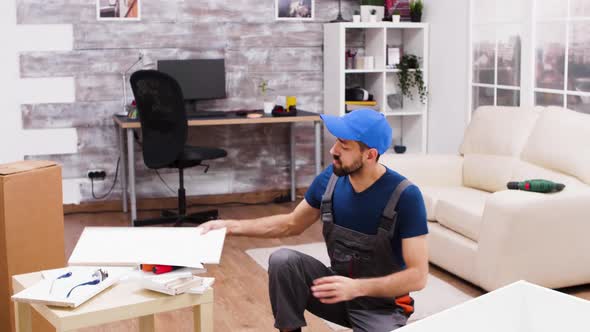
(129, 70, 227, 227)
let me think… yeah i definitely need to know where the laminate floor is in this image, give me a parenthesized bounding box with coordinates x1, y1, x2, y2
(63, 201, 590, 332)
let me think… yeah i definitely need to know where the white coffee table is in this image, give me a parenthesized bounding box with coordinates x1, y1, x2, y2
(12, 271, 213, 332)
(398, 280, 590, 332)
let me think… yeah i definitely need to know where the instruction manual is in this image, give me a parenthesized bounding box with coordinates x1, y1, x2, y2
(12, 266, 134, 308)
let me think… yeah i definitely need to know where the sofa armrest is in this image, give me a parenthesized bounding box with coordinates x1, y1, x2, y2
(475, 189, 590, 291)
(379, 153, 464, 187)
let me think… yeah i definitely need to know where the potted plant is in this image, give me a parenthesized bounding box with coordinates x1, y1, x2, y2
(369, 9, 377, 22)
(392, 9, 401, 23)
(258, 79, 274, 114)
(409, 0, 423, 22)
(352, 10, 361, 23)
(360, 0, 384, 22)
(396, 54, 427, 103)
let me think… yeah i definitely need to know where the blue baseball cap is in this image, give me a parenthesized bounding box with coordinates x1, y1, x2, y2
(320, 109, 392, 154)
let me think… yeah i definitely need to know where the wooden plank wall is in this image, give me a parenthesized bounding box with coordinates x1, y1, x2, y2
(17, 0, 358, 202)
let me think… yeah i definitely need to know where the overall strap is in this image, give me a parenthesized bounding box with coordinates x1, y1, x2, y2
(380, 179, 413, 237)
(320, 174, 339, 217)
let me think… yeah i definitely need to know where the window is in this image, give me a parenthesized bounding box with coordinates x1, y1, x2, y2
(470, 0, 590, 115)
(471, 0, 525, 111)
(535, 0, 590, 114)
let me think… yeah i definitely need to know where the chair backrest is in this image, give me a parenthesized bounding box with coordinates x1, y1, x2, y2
(130, 70, 188, 169)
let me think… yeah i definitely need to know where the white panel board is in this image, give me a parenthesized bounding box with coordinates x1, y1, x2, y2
(523, 282, 590, 332)
(396, 281, 590, 332)
(68, 227, 227, 269)
(397, 281, 524, 332)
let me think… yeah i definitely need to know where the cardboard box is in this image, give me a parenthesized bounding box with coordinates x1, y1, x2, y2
(0, 160, 65, 332)
(398, 280, 590, 332)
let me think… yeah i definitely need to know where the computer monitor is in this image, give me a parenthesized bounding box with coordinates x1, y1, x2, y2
(157, 59, 226, 112)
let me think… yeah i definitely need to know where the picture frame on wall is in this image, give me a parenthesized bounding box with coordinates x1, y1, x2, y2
(276, 0, 314, 21)
(97, 0, 141, 21)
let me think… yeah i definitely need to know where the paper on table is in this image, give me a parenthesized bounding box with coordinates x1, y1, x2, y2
(13, 266, 133, 308)
(68, 227, 227, 268)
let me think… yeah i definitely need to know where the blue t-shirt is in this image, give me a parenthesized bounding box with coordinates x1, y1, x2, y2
(305, 165, 428, 268)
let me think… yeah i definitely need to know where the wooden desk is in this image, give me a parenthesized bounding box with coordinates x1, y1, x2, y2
(12, 272, 213, 332)
(113, 111, 322, 223)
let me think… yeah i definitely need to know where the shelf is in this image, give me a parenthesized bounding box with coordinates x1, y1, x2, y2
(383, 111, 424, 116)
(385, 69, 417, 73)
(344, 69, 418, 74)
(345, 69, 383, 74)
(324, 22, 428, 154)
(340, 22, 428, 29)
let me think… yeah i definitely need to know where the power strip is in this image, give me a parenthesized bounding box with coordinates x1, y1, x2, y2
(87, 170, 106, 181)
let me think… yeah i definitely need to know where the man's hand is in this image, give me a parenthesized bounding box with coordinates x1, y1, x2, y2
(311, 276, 363, 304)
(197, 219, 231, 235)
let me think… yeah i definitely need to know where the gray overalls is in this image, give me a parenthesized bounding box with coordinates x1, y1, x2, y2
(268, 174, 414, 332)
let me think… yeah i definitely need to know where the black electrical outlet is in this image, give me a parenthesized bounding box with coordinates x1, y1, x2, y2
(87, 170, 106, 180)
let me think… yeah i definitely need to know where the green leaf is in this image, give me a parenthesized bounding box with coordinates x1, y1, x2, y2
(396, 54, 428, 104)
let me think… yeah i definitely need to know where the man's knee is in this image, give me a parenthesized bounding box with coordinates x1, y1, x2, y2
(268, 248, 301, 271)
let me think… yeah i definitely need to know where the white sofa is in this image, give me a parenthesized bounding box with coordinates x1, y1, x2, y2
(380, 106, 590, 291)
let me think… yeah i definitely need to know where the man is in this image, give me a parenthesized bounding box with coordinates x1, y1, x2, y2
(199, 109, 428, 332)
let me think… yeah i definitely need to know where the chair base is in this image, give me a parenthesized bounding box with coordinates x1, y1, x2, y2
(133, 209, 218, 227)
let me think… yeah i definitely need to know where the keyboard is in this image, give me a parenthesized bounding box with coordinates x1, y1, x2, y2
(188, 111, 228, 119)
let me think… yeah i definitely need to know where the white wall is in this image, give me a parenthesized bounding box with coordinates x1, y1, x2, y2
(424, 0, 470, 153)
(0, 0, 80, 203)
(0, 0, 22, 163)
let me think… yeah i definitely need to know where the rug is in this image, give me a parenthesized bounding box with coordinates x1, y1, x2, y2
(246, 242, 474, 330)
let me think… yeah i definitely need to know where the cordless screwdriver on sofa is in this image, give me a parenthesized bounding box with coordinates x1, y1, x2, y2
(506, 179, 565, 193)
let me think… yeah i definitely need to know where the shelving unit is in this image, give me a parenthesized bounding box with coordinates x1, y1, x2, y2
(323, 22, 429, 158)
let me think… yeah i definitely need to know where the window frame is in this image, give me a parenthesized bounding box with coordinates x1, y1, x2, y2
(468, 0, 590, 120)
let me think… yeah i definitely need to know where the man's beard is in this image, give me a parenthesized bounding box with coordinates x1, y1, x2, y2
(332, 156, 363, 177)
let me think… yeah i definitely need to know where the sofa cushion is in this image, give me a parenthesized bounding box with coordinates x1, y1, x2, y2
(435, 188, 489, 242)
(420, 186, 471, 221)
(420, 186, 442, 221)
(427, 222, 479, 285)
(521, 107, 590, 185)
(460, 106, 540, 157)
(511, 160, 588, 192)
(463, 154, 517, 192)
(421, 185, 489, 223)
(380, 154, 464, 187)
